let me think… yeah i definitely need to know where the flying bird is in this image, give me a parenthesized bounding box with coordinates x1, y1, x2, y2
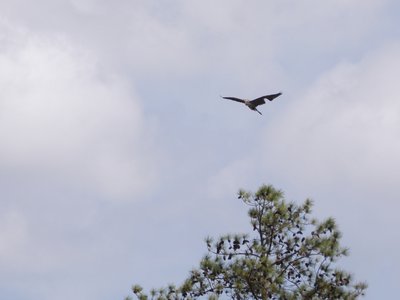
(221, 92, 282, 115)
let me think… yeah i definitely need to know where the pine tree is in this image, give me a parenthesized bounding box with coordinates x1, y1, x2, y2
(129, 184, 367, 300)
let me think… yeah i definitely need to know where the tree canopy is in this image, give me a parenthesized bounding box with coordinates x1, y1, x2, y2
(129, 184, 367, 300)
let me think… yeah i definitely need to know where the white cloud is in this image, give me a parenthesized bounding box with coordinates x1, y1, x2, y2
(0, 0, 390, 88)
(207, 157, 254, 200)
(0, 23, 156, 200)
(262, 42, 400, 192)
(69, 0, 100, 14)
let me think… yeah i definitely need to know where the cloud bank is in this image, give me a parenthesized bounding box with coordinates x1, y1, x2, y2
(0, 22, 156, 200)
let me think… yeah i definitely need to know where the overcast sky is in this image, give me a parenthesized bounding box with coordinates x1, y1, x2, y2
(1, 1, 399, 299)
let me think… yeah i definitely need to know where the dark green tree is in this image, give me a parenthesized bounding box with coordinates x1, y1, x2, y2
(129, 184, 367, 300)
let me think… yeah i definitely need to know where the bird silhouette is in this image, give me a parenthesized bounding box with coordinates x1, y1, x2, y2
(221, 92, 282, 115)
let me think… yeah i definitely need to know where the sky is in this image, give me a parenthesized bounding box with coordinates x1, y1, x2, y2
(0, 1, 399, 299)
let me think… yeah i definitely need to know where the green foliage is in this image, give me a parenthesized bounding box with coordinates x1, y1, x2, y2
(130, 184, 367, 300)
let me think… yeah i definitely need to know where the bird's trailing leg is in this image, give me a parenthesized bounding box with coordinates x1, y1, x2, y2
(255, 108, 262, 115)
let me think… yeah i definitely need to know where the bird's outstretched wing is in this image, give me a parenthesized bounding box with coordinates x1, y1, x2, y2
(251, 92, 282, 105)
(250, 98, 266, 106)
(221, 96, 245, 103)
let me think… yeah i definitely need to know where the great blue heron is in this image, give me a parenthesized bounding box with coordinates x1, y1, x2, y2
(221, 92, 282, 115)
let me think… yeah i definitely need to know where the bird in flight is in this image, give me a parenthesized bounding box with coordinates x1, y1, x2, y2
(221, 92, 282, 115)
